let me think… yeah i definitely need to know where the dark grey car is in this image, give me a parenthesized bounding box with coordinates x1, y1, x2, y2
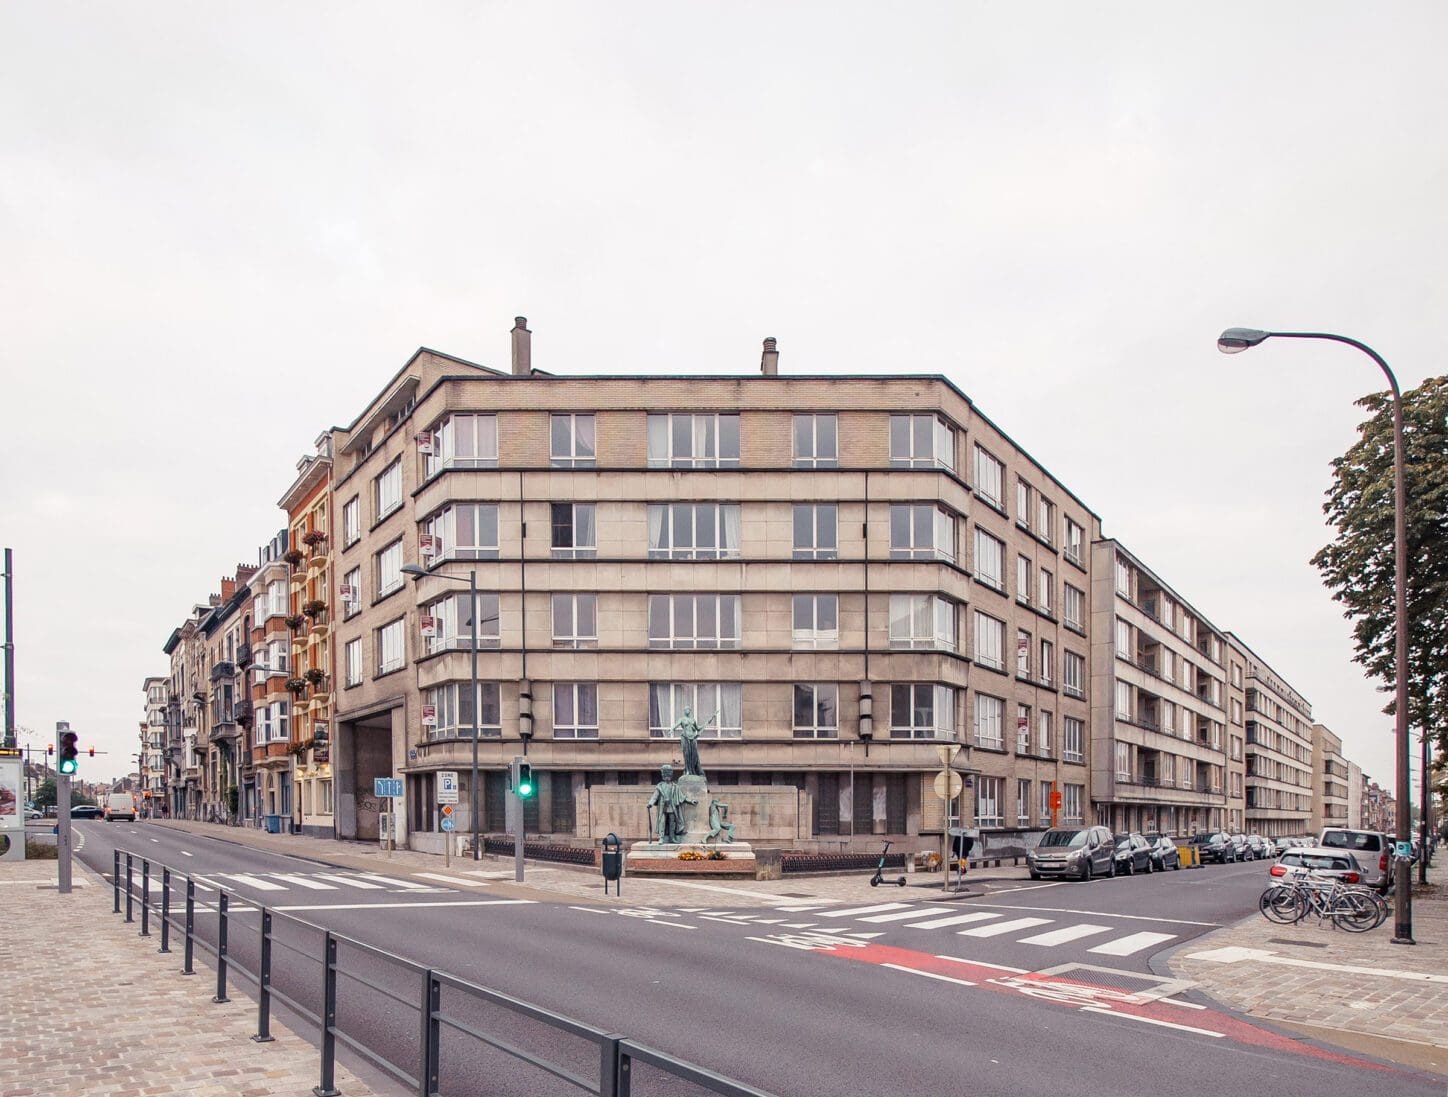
(1027, 826, 1116, 881)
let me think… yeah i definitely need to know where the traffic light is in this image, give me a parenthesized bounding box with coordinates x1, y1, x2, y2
(512, 758, 535, 799)
(58, 729, 80, 775)
(88, 747, 95, 758)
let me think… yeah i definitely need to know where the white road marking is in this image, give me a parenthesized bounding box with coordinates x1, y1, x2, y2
(882, 963, 976, 988)
(1080, 1006, 1224, 1038)
(1088, 931, 1177, 956)
(266, 874, 338, 891)
(1019, 924, 1112, 947)
(904, 911, 1000, 930)
(958, 917, 1053, 938)
(776, 904, 829, 912)
(782, 923, 817, 929)
(354, 873, 430, 889)
(314, 874, 385, 890)
(640, 918, 697, 930)
(180, 851, 193, 857)
(751, 918, 785, 924)
(955, 902, 1215, 927)
(701, 916, 757, 925)
(987, 883, 1063, 894)
(413, 873, 489, 887)
(859, 906, 954, 923)
(150, 838, 160, 843)
(1185, 945, 1448, 984)
(216, 873, 287, 891)
(843, 931, 884, 939)
(569, 905, 611, 915)
(274, 900, 536, 912)
(936, 955, 1032, 974)
(190, 876, 224, 892)
(1159, 997, 1207, 1010)
(817, 902, 912, 918)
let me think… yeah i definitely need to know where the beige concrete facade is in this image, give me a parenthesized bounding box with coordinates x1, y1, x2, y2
(1229, 634, 1315, 838)
(326, 346, 1100, 851)
(1089, 540, 1229, 837)
(140, 677, 166, 811)
(1311, 722, 1350, 833)
(1225, 646, 1248, 833)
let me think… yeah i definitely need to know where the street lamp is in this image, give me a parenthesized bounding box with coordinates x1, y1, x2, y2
(401, 562, 483, 860)
(1217, 327, 1415, 944)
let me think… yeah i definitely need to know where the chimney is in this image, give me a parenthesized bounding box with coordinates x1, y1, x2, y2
(220, 577, 236, 602)
(760, 336, 779, 376)
(511, 316, 531, 376)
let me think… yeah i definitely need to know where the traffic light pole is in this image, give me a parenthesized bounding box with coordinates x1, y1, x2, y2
(513, 756, 525, 884)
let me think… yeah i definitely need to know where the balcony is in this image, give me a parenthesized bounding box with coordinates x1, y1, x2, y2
(209, 661, 236, 683)
(237, 642, 253, 668)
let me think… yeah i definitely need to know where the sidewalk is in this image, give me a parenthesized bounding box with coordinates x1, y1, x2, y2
(1169, 861, 1448, 1077)
(149, 819, 1032, 908)
(0, 858, 379, 1097)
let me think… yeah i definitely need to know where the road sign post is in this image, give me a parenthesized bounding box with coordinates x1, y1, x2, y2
(437, 772, 458, 867)
(374, 777, 404, 858)
(55, 721, 74, 892)
(934, 744, 962, 880)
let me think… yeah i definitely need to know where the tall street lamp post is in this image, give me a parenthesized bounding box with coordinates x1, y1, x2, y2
(1217, 327, 1414, 944)
(402, 563, 482, 860)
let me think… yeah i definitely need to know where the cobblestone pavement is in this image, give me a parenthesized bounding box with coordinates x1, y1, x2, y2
(1170, 861, 1448, 1075)
(0, 859, 380, 1097)
(149, 818, 1032, 907)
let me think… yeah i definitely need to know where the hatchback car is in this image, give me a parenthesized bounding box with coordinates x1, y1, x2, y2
(1227, 833, 1252, 861)
(1027, 826, 1117, 881)
(1145, 834, 1181, 871)
(69, 805, 103, 819)
(1113, 833, 1154, 875)
(1269, 847, 1365, 885)
(1188, 830, 1235, 864)
(1245, 835, 1270, 859)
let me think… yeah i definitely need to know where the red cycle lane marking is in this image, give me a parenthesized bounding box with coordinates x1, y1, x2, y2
(805, 939, 1403, 1075)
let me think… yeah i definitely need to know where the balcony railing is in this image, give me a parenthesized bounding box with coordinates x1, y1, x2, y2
(209, 662, 236, 683)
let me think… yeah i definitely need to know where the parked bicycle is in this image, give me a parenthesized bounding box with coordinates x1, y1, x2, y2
(1259, 869, 1388, 932)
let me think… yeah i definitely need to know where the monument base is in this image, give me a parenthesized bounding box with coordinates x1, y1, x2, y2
(626, 840, 757, 876)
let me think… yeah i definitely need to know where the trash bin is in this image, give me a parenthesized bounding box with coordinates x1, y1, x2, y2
(1176, 843, 1199, 868)
(601, 832, 623, 894)
(265, 814, 283, 834)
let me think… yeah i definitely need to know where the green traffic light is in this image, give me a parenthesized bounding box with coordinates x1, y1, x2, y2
(518, 780, 534, 797)
(59, 758, 78, 775)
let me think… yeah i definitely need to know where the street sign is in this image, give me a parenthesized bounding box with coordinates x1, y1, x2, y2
(437, 771, 459, 805)
(373, 777, 404, 799)
(441, 803, 455, 818)
(441, 818, 456, 832)
(933, 770, 963, 800)
(935, 744, 961, 767)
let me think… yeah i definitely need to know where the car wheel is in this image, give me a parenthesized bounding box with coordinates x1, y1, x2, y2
(1081, 860, 1092, 882)
(1172, 858, 1181, 870)
(1029, 871, 1042, 881)
(1145, 858, 1154, 874)
(1125, 858, 1134, 876)
(1106, 857, 1116, 878)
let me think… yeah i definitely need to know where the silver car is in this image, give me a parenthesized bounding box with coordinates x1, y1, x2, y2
(1028, 826, 1117, 881)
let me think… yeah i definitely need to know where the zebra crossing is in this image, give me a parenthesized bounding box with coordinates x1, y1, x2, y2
(679, 900, 1178, 955)
(178, 868, 507, 896)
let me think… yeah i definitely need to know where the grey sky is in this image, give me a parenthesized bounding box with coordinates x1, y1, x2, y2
(2, 3, 1443, 792)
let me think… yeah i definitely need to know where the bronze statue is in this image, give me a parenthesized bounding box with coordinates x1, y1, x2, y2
(646, 763, 697, 844)
(670, 706, 718, 779)
(706, 799, 736, 844)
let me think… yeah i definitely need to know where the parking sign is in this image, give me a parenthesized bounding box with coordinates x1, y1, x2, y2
(437, 771, 459, 805)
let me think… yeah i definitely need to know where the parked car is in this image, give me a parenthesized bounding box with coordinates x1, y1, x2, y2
(1227, 833, 1251, 861)
(24, 807, 42, 820)
(1316, 828, 1391, 888)
(1113, 833, 1154, 875)
(1269, 847, 1366, 885)
(1272, 837, 1296, 854)
(69, 804, 103, 819)
(1245, 835, 1271, 859)
(1188, 830, 1236, 864)
(1027, 826, 1117, 881)
(1146, 834, 1182, 871)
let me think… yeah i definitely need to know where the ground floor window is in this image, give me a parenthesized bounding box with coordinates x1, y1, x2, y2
(318, 778, 333, 815)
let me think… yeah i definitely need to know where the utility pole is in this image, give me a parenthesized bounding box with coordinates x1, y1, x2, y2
(3, 548, 15, 750)
(56, 721, 73, 894)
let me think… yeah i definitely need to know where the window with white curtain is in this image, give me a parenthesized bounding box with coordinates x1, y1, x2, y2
(375, 460, 402, 521)
(648, 683, 743, 737)
(974, 445, 1004, 507)
(1063, 717, 1084, 763)
(889, 594, 958, 651)
(889, 505, 955, 561)
(1017, 778, 1032, 825)
(648, 594, 741, 649)
(425, 503, 499, 561)
(974, 528, 1004, 590)
(552, 593, 597, 649)
(1063, 584, 1085, 630)
(974, 694, 1004, 749)
(375, 539, 404, 597)
(425, 414, 498, 477)
(889, 414, 954, 471)
(551, 503, 597, 558)
(423, 592, 500, 654)
(1063, 651, 1085, 698)
(553, 683, 599, 738)
(1064, 518, 1083, 564)
(647, 503, 741, 559)
(1115, 617, 1132, 658)
(792, 594, 839, 649)
(647, 413, 740, 469)
(550, 414, 596, 467)
(792, 683, 839, 739)
(1016, 704, 1031, 752)
(973, 611, 1004, 670)
(1063, 784, 1084, 824)
(975, 777, 1002, 827)
(422, 682, 501, 740)
(1115, 680, 1133, 719)
(342, 497, 360, 547)
(890, 684, 956, 740)
(344, 639, 362, 687)
(377, 618, 405, 674)
(1016, 629, 1031, 677)
(792, 505, 837, 559)
(341, 567, 362, 619)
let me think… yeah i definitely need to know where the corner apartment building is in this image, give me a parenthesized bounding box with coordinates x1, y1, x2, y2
(327, 327, 1101, 851)
(140, 677, 167, 812)
(246, 530, 293, 828)
(1311, 723, 1350, 833)
(1229, 635, 1315, 838)
(1089, 541, 1229, 836)
(199, 569, 254, 821)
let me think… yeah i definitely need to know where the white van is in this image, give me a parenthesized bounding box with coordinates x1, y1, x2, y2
(104, 793, 137, 822)
(1317, 827, 1391, 887)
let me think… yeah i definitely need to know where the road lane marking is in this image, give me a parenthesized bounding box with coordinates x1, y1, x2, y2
(859, 906, 953, 923)
(951, 902, 1216, 927)
(1080, 1006, 1224, 1038)
(1088, 931, 1177, 956)
(314, 874, 385, 890)
(216, 873, 287, 891)
(881, 963, 976, 988)
(1019, 924, 1112, 947)
(782, 923, 817, 929)
(844, 931, 885, 939)
(817, 903, 912, 918)
(266, 874, 338, 891)
(987, 883, 1062, 894)
(413, 873, 490, 887)
(1185, 945, 1448, 983)
(190, 876, 224, 892)
(180, 851, 193, 857)
(935, 955, 1032, 974)
(273, 900, 536, 912)
(958, 917, 1052, 938)
(354, 873, 430, 889)
(905, 911, 1000, 930)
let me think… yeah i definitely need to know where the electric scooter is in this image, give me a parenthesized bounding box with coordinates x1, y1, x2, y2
(869, 840, 907, 887)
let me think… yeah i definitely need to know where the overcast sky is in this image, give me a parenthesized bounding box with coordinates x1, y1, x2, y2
(2, 3, 1443, 796)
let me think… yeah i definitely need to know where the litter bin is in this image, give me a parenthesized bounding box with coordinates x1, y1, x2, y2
(1176, 843, 1199, 868)
(601, 832, 623, 895)
(265, 814, 283, 834)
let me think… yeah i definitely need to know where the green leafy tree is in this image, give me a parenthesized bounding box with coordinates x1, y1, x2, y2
(31, 778, 94, 810)
(1311, 375, 1448, 759)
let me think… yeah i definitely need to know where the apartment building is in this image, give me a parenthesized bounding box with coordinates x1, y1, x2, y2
(1089, 541, 1229, 837)
(1311, 723, 1350, 833)
(140, 677, 167, 813)
(1230, 635, 1315, 838)
(1347, 760, 1364, 828)
(163, 604, 213, 818)
(325, 326, 1100, 852)
(200, 569, 254, 821)
(247, 530, 293, 829)
(1224, 646, 1248, 833)
(1362, 778, 1394, 832)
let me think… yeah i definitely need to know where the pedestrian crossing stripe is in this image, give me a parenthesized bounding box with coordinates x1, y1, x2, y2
(906, 911, 999, 930)
(1087, 931, 1177, 956)
(268, 874, 339, 891)
(1019, 924, 1111, 947)
(859, 906, 953, 924)
(413, 872, 491, 887)
(957, 917, 1052, 938)
(314, 874, 384, 890)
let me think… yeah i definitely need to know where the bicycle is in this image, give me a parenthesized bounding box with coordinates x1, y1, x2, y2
(1259, 870, 1387, 931)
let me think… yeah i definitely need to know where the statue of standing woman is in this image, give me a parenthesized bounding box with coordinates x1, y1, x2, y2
(671, 706, 718, 780)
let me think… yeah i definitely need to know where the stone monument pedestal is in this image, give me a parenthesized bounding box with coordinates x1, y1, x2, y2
(625, 773, 757, 876)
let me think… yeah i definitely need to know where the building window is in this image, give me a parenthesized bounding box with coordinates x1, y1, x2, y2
(1063, 584, 1084, 631)
(973, 445, 1004, 508)
(551, 503, 597, 558)
(890, 684, 956, 740)
(974, 694, 1004, 749)
(423, 592, 500, 653)
(344, 639, 362, 687)
(793, 683, 839, 739)
(424, 503, 500, 562)
(376, 618, 405, 675)
(1062, 651, 1085, 698)
(648, 683, 743, 738)
(973, 611, 1004, 670)
(426, 414, 498, 477)
(375, 460, 402, 522)
(550, 413, 596, 468)
(793, 414, 838, 468)
(1017, 778, 1032, 826)
(648, 594, 741, 649)
(1038, 568, 1053, 613)
(318, 778, 333, 815)
(647, 503, 741, 559)
(1063, 717, 1084, 763)
(1063, 784, 1084, 825)
(974, 528, 1005, 590)
(792, 504, 838, 559)
(889, 504, 955, 561)
(1016, 629, 1031, 677)
(1115, 680, 1133, 720)
(552, 593, 597, 649)
(888, 594, 957, 651)
(553, 683, 599, 739)
(260, 578, 289, 620)
(1016, 555, 1031, 603)
(1036, 497, 1055, 545)
(889, 414, 954, 471)
(1016, 704, 1031, 753)
(1114, 555, 1133, 597)
(342, 497, 360, 547)
(1064, 518, 1083, 564)
(1116, 742, 1132, 779)
(1039, 638, 1054, 685)
(1115, 618, 1132, 659)
(792, 594, 839, 649)
(647, 413, 740, 469)
(375, 539, 404, 598)
(258, 699, 290, 744)
(422, 682, 501, 740)
(341, 567, 362, 619)
(1038, 710, 1053, 756)
(973, 776, 1002, 828)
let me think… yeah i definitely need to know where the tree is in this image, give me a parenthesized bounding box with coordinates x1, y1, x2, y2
(1311, 375, 1448, 760)
(31, 777, 95, 809)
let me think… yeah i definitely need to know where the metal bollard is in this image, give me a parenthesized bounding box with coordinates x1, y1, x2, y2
(253, 909, 274, 1043)
(419, 970, 440, 1097)
(113, 849, 121, 913)
(182, 877, 196, 975)
(213, 892, 230, 1003)
(125, 853, 134, 923)
(159, 868, 172, 954)
(315, 931, 340, 1097)
(140, 861, 151, 937)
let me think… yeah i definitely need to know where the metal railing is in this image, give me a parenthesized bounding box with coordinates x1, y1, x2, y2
(111, 848, 775, 1097)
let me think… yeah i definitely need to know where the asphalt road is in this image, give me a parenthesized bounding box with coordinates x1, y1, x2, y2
(72, 822, 1440, 1097)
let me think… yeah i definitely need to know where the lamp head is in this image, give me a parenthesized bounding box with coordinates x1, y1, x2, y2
(400, 564, 428, 579)
(1217, 327, 1271, 355)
